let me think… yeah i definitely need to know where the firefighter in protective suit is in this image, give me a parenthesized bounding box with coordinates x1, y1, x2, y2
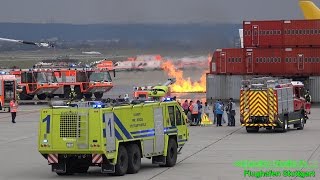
(67, 87, 77, 105)
(305, 89, 311, 114)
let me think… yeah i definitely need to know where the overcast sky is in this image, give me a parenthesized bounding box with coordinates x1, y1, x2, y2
(0, 0, 306, 24)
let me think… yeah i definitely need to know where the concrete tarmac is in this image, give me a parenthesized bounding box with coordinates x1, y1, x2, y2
(0, 105, 319, 180)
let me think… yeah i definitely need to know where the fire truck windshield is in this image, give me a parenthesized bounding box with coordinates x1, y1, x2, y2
(34, 72, 57, 83)
(88, 72, 112, 82)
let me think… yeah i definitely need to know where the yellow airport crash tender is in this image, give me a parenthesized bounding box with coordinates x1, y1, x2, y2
(38, 99, 189, 176)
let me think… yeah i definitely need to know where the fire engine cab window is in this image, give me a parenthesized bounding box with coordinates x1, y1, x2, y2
(4, 81, 14, 99)
(21, 72, 34, 83)
(76, 72, 87, 82)
(168, 106, 175, 126)
(175, 106, 182, 126)
(88, 71, 112, 82)
(35, 72, 48, 83)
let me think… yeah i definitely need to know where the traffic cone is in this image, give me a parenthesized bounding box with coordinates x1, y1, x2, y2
(200, 113, 213, 126)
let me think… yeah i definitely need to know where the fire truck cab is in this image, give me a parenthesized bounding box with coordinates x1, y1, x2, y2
(52, 68, 113, 99)
(11, 69, 60, 100)
(0, 75, 17, 112)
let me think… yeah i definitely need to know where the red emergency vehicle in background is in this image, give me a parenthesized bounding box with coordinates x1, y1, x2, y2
(0, 75, 17, 112)
(133, 78, 176, 100)
(243, 19, 320, 48)
(52, 68, 113, 99)
(10, 69, 60, 100)
(133, 86, 154, 99)
(95, 59, 114, 70)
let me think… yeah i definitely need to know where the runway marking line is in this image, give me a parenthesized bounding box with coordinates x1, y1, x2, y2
(149, 126, 244, 179)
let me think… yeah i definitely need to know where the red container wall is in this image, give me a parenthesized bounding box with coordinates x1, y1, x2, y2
(243, 20, 320, 48)
(284, 48, 320, 76)
(248, 48, 283, 75)
(249, 48, 320, 76)
(243, 20, 283, 48)
(213, 48, 244, 75)
(283, 20, 320, 47)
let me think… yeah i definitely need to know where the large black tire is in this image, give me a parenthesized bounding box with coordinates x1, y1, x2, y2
(246, 126, 259, 133)
(297, 117, 305, 130)
(74, 86, 83, 99)
(282, 117, 288, 133)
(56, 163, 74, 176)
(26, 94, 34, 100)
(115, 145, 128, 176)
(164, 138, 178, 167)
(37, 93, 47, 100)
(84, 93, 92, 99)
(47, 94, 54, 99)
(19, 87, 28, 100)
(127, 144, 141, 174)
(94, 92, 103, 99)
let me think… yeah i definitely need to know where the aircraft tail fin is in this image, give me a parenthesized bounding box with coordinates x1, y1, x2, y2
(299, 0, 320, 19)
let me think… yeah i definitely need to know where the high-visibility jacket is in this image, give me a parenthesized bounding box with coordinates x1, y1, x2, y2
(10, 101, 18, 113)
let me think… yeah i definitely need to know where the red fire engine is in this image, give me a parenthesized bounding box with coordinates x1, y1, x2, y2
(210, 48, 320, 76)
(52, 68, 113, 99)
(0, 75, 17, 112)
(243, 19, 320, 48)
(10, 69, 60, 100)
(95, 60, 113, 70)
(240, 77, 307, 133)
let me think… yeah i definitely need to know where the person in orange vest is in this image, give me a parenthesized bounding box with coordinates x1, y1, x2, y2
(10, 98, 18, 123)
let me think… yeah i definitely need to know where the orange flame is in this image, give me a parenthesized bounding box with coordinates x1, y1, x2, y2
(162, 60, 208, 93)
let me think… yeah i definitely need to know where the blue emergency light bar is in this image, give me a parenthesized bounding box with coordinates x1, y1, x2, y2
(163, 97, 174, 102)
(91, 101, 105, 108)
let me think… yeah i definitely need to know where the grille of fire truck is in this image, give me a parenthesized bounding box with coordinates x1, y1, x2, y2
(60, 113, 80, 138)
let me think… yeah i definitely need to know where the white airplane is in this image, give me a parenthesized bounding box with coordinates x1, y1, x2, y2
(0, 37, 54, 48)
(82, 51, 102, 55)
